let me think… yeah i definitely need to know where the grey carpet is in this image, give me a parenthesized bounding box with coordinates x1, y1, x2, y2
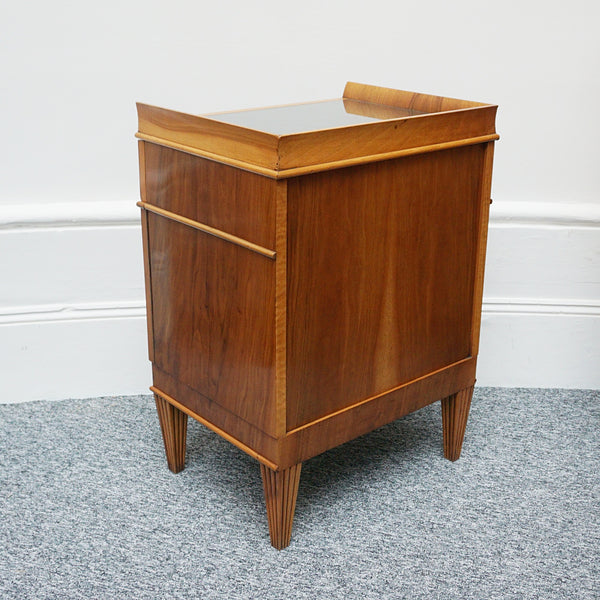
(0, 388, 598, 599)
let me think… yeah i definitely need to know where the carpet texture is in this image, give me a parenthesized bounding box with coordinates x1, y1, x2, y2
(0, 388, 598, 599)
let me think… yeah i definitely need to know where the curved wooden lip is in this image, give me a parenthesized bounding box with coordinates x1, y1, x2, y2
(343, 81, 494, 111)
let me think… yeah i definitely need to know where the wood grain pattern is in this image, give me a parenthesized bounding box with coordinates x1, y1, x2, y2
(152, 384, 278, 470)
(148, 212, 277, 436)
(276, 107, 497, 172)
(137, 85, 497, 547)
(274, 180, 288, 437)
(260, 463, 302, 550)
(137, 201, 276, 259)
(279, 357, 476, 470)
(143, 143, 277, 249)
(343, 81, 489, 111)
(138, 140, 147, 203)
(140, 209, 154, 362)
(470, 142, 495, 355)
(286, 145, 484, 430)
(137, 102, 279, 170)
(155, 393, 188, 473)
(441, 385, 474, 461)
(152, 357, 476, 471)
(343, 98, 425, 119)
(136, 86, 497, 178)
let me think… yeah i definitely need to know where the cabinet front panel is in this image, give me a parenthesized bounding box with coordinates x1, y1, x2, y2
(143, 143, 276, 250)
(286, 145, 485, 430)
(148, 213, 277, 436)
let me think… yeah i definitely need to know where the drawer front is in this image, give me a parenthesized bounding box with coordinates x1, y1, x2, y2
(143, 142, 276, 250)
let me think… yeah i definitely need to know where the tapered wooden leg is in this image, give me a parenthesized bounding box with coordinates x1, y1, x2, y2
(155, 394, 188, 473)
(260, 463, 302, 550)
(441, 385, 474, 462)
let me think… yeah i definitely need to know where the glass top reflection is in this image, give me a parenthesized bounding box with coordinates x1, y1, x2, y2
(204, 99, 425, 136)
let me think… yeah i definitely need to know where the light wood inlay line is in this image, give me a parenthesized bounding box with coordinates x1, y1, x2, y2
(150, 386, 279, 470)
(286, 357, 474, 435)
(136, 132, 499, 179)
(135, 132, 279, 178)
(137, 201, 277, 259)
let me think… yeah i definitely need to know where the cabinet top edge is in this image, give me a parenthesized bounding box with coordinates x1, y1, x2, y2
(136, 83, 498, 177)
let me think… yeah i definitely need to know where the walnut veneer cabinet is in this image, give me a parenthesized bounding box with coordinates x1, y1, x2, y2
(136, 82, 498, 549)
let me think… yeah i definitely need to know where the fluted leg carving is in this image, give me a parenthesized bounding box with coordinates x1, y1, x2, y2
(155, 394, 188, 473)
(260, 463, 302, 550)
(441, 385, 474, 462)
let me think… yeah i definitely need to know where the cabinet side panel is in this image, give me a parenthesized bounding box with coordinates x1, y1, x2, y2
(144, 143, 276, 250)
(286, 145, 485, 430)
(148, 213, 277, 436)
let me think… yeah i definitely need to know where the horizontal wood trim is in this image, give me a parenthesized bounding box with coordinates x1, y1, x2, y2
(278, 357, 478, 469)
(276, 134, 499, 178)
(277, 106, 498, 171)
(135, 132, 280, 178)
(152, 366, 282, 463)
(137, 201, 276, 259)
(286, 357, 474, 436)
(151, 385, 279, 470)
(137, 132, 498, 179)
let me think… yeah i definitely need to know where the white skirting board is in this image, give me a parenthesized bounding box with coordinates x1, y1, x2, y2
(0, 201, 598, 403)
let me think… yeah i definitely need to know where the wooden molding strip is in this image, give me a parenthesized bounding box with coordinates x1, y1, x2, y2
(285, 356, 474, 435)
(137, 132, 498, 179)
(137, 201, 276, 259)
(135, 132, 279, 178)
(276, 134, 500, 178)
(151, 386, 279, 470)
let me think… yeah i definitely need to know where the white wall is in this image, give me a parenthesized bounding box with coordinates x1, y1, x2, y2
(1, 0, 599, 401)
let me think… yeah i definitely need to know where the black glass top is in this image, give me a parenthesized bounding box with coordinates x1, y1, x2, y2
(204, 99, 425, 136)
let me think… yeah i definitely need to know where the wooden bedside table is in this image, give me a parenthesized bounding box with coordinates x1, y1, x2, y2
(135, 82, 498, 549)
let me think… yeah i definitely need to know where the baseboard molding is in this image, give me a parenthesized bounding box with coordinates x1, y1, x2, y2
(1, 308, 596, 404)
(482, 298, 600, 317)
(0, 301, 146, 325)
(1, 199, 599, 229)
(477, 311, 600, 389)
(0, 201, 138, 229)
(1, 297, 599, 326)
(490, 200, 600, 227)
(1, 199, 598, 401)
(1, 316, 152, 404)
